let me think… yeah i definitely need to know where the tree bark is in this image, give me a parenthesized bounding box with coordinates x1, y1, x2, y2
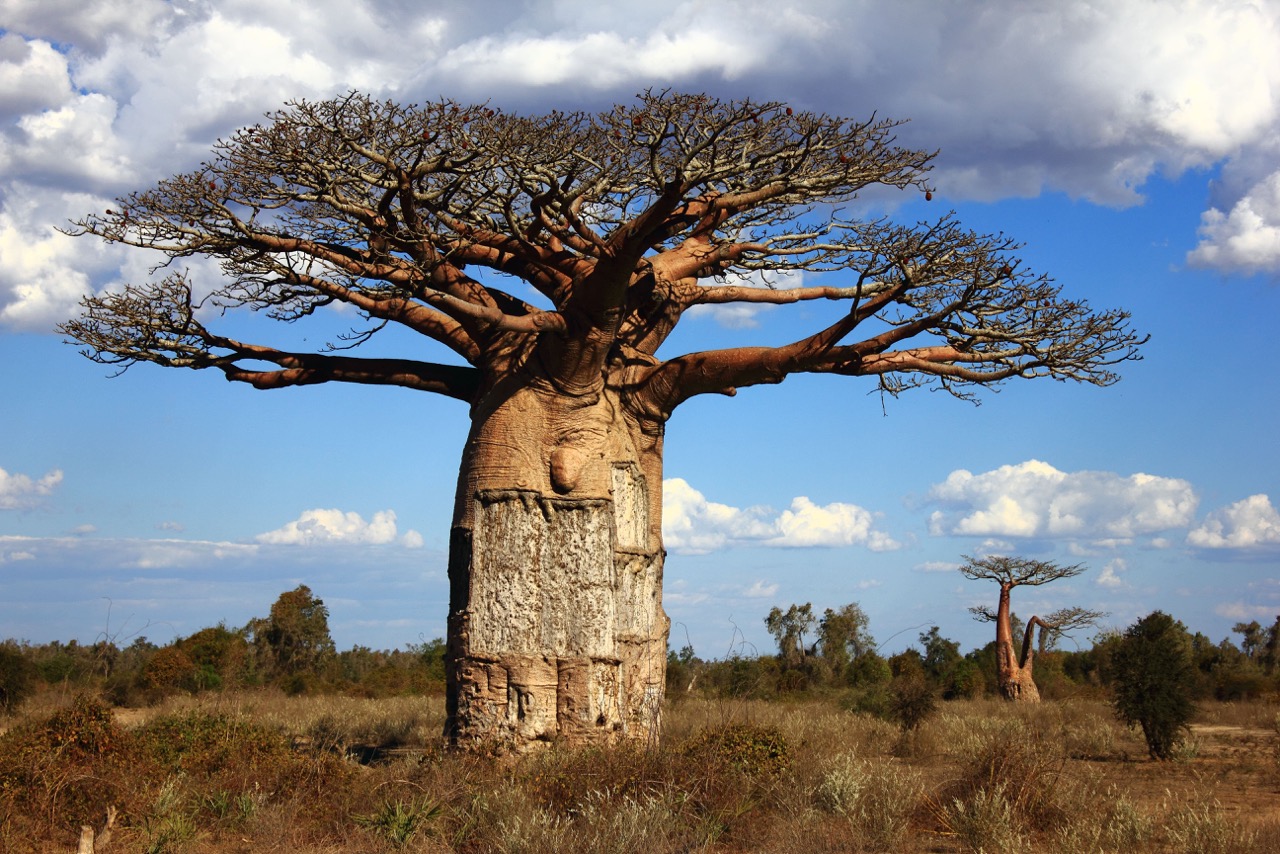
(995, 584, 1041, 703)
(444, 373, 669, 751)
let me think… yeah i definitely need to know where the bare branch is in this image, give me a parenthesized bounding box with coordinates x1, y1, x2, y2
(958, 555, 1088, 588)
(63, 90, 1143, 413)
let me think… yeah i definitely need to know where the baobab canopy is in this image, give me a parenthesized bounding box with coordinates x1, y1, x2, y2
(62, 91, 1145, 750)
(63, 90, 1142, 404)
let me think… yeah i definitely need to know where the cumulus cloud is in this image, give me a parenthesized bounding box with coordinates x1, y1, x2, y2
(0, 466, 63, 510)
(0, 31, 72, 114)
(927, 460, 1198, 542)
(662, 478, 899, 555)
(1187, 170, 1280, 274)
(1096, 558, 1128, 589)
(1, 0, 172, 56)
(255, 508, 423, 547)
(4, 0, 1280, 331)
(1188, 494, 1280, 550)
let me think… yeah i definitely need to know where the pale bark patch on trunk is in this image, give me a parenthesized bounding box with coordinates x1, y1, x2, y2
(451, 469, 666, 751)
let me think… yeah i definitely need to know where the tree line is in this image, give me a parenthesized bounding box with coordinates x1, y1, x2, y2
(3, 585, 1276, 714)
(5, 581, 1276, 759)
(0, 586, 445, 710)
(666, 603, 1280, 704)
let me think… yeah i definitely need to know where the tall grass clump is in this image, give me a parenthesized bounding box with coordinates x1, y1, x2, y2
(1162, 789, 1258, 854)
(814, 753, 923, 848)
(941, 782, 1028, 853)
(1050, 785, 1154, 853)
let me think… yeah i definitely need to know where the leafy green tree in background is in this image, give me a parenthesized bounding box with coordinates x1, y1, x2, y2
(765, 604, 815, 669)
(817, 603, 875, 675)
(1233, 620, 1266, 663)
(0, 643, 36, 712)
(1109, 611, 1197, 760)
(1265, 615, 1280, 674)
(250, 585, 336, 686)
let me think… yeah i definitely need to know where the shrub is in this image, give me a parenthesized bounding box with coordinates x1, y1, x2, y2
(354, 797, 442, 848)
(888, 672, 936, 732)
(134, 711, 291, 777)
(681, 722, 790, 777)
(942, 783, 1027, 853)
(0, 695, 128, 835)
(944, 725, 1068, 833)
(0, 643, 35, 712)
(815, 754, 923, 848)
(1109, 611, 1197, 760)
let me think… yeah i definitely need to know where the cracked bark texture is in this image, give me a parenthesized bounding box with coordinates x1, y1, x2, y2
(445, 378, 668, 750)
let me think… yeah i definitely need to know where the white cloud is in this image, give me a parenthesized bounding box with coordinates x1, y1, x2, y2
(1188, 494, 1280, 550)
(662, 477, 899, 555)
(255, 508, 423, 548)
(683, 270, 800, 329)
(927, 460, 1198, 542)
(0, 32, 72, 115)
(915, 560, 960, 573)
(771, 496, 899, 550)
(0, 0, 171, 55)
(1187, 170, 1280, 274)
(1213, 601, 1279, 622)
(0, 466, 63, 510)
(4, 0, 1280, 330)
(1096, 558, 1128, 589)
(743, 580, 779, 598)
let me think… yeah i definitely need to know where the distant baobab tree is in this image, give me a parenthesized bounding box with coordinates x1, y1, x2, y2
(963, 555, 1105, 701)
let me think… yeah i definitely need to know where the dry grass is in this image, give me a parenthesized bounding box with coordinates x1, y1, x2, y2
(1, 691, 1277, 852)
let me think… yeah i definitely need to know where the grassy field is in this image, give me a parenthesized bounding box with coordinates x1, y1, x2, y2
(2, 689, 1278, 852)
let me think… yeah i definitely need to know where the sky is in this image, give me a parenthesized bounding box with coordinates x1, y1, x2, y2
(1, 0, 1278, 661)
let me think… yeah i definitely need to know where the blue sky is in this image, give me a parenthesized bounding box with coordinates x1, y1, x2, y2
(2, 0, 1278, 659)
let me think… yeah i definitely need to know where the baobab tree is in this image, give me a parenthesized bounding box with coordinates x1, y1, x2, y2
(61, 91, 1144, 751)
(962, 555, 1103, 701)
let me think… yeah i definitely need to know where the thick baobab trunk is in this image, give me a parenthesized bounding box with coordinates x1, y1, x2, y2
(995, 584, 1041, 703)
(444, 374, 669, 751)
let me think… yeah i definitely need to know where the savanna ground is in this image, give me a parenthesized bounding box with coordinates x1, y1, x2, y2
(2, 689, 1278, 853)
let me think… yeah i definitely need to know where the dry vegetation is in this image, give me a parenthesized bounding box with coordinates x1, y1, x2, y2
(3, 689, 1278, 853)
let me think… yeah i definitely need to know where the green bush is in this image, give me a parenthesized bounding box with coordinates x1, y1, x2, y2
(888, 673, 936, 733)
(1109, 611, 1197, 760)
(681, 722, 790, 776)
(0, 644, 35, 712)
